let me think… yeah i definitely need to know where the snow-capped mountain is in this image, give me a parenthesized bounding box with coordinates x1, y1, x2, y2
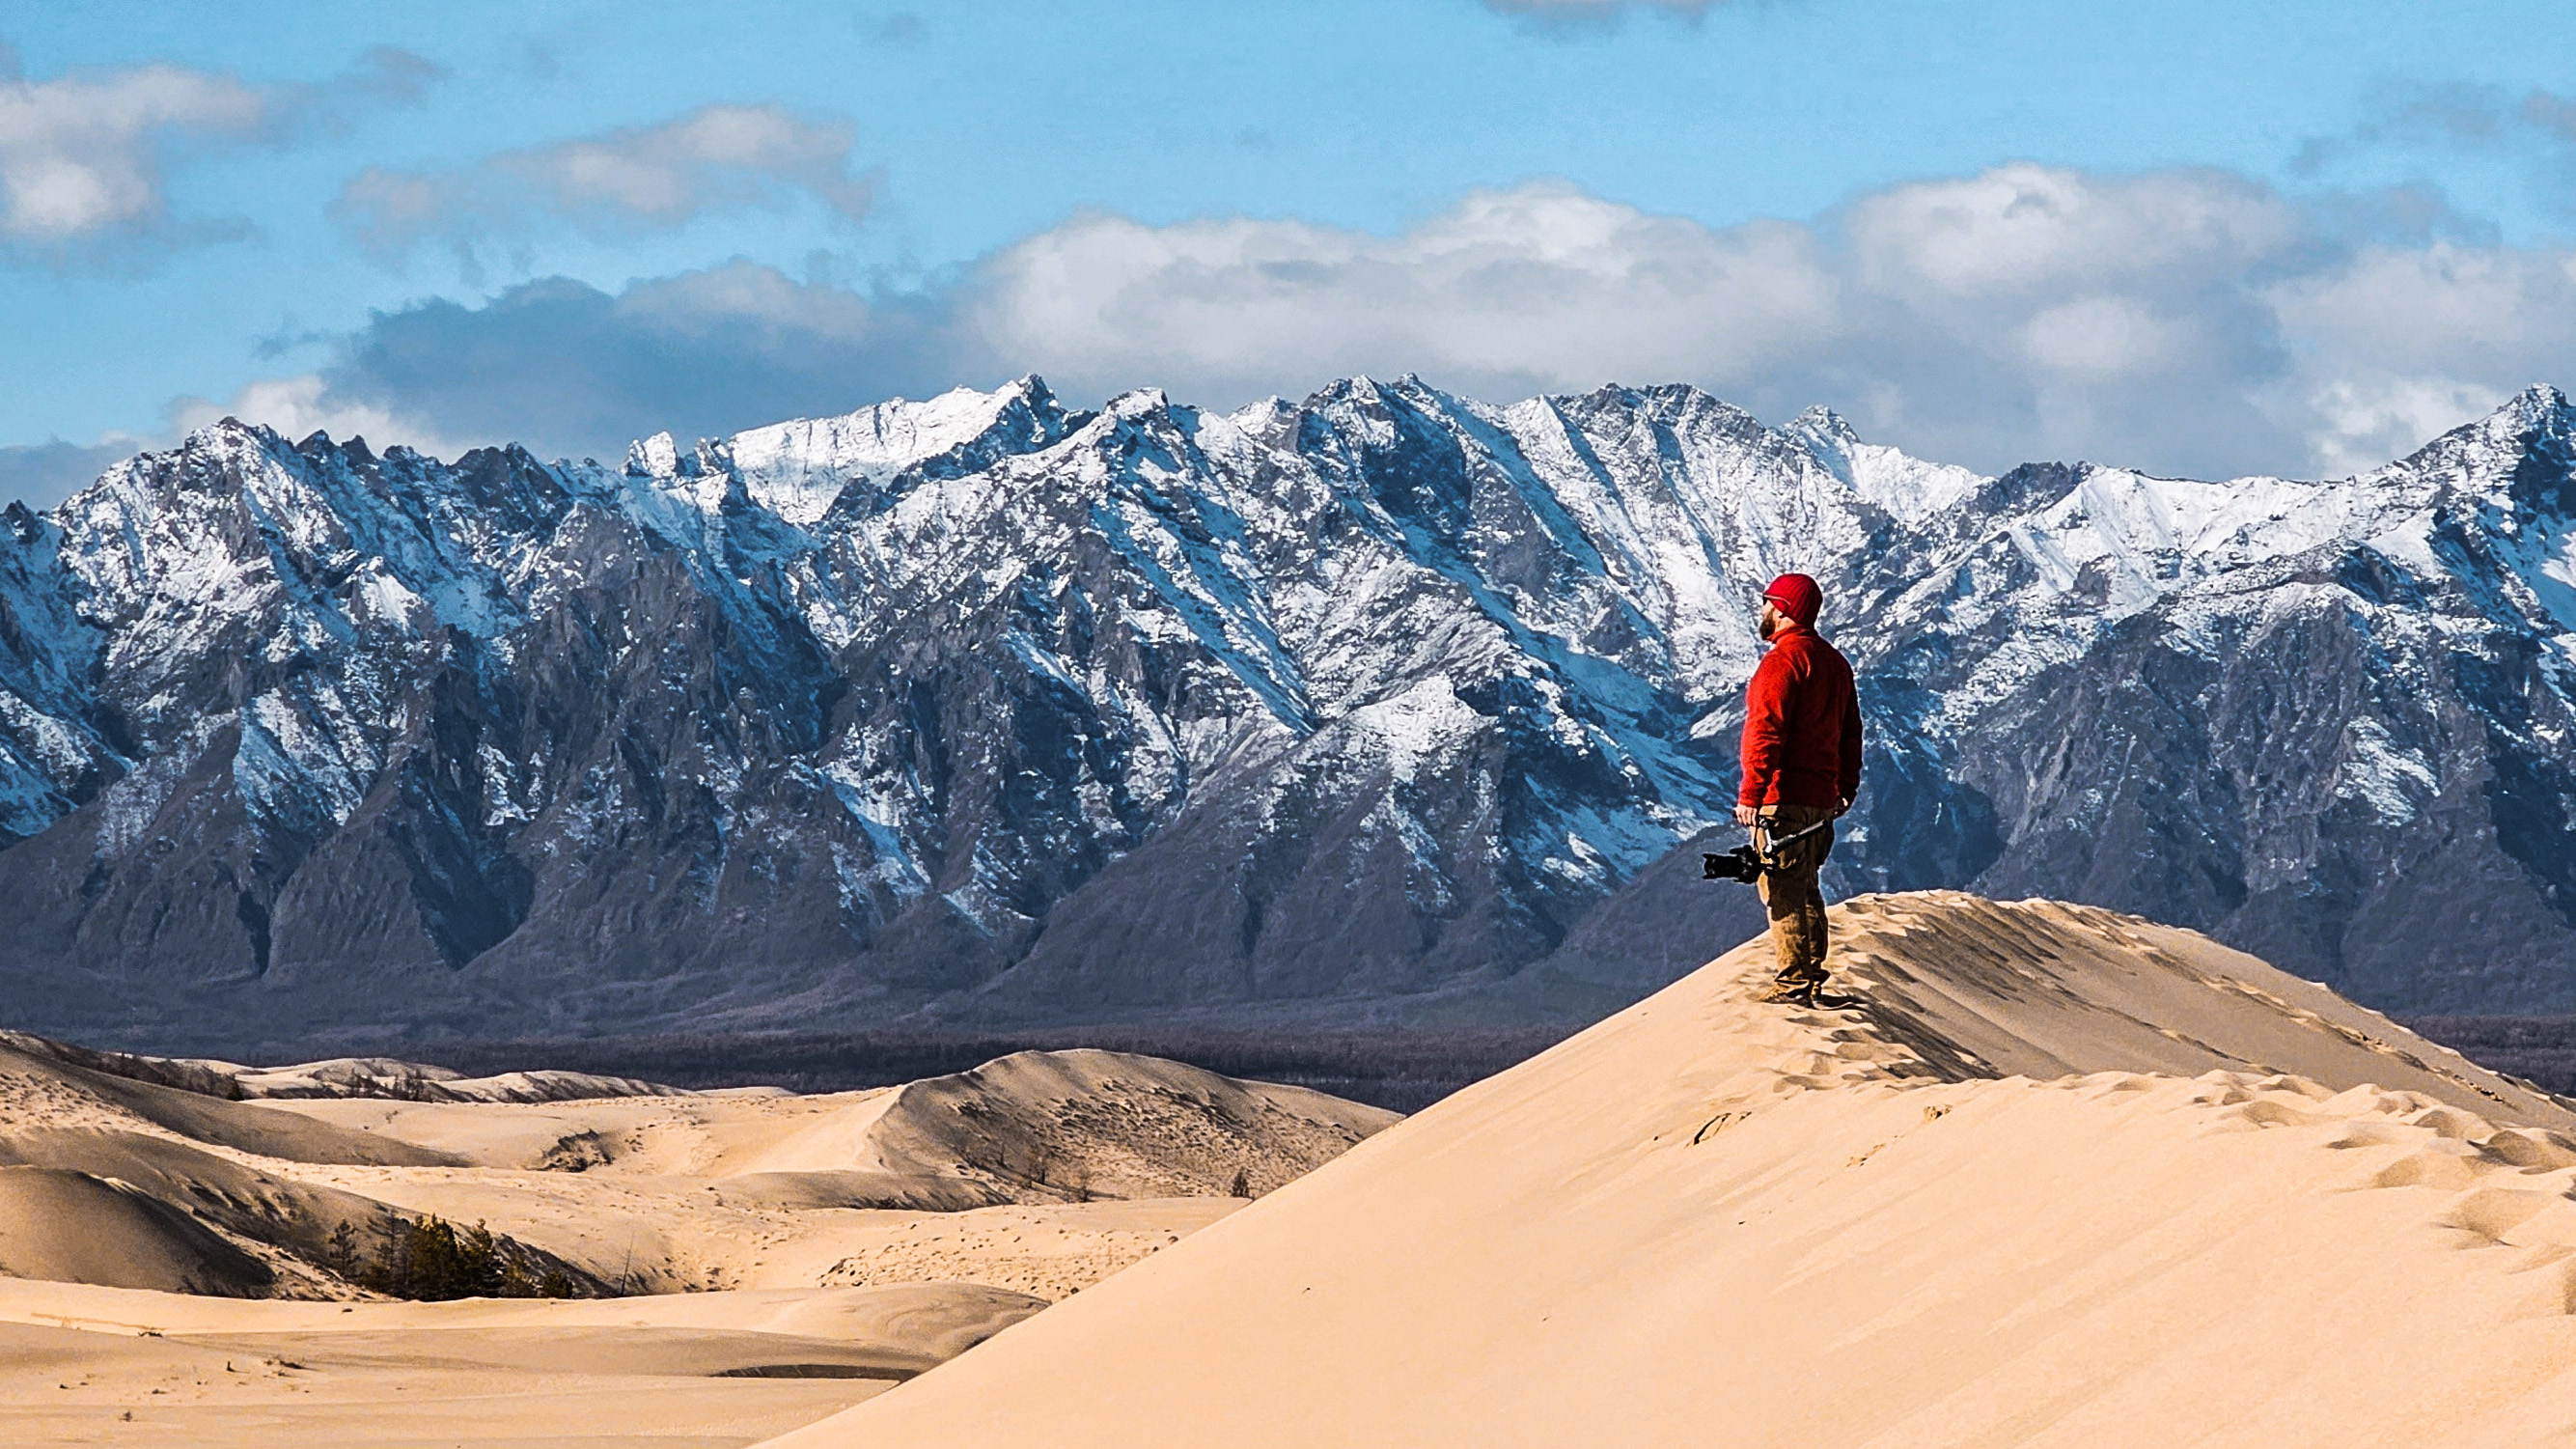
(1, 376, 2571, 1046)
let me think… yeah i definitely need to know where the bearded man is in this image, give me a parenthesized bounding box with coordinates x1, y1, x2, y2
(1733, 572, 1863, 1007)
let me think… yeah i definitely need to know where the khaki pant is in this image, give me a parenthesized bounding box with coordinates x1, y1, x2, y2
(1754, 804, 1836, 986)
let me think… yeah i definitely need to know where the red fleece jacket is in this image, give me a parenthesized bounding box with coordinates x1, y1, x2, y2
(1738, 624, 1862, 810)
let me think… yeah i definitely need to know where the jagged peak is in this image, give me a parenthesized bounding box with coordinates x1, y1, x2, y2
(1787, 403, 1857, 444)
(1782, 405, 2007, 526)
(2437, 382, 2575, 453)
(1228, 394, 1297, 425)
(291, 430, 386, 474)
(1304, 375, 1388, 409)
(2370, 380, 2576, 498)
(995, 373, 1057, 409)
(625, 432, 683, 479)
(590, 378, 1090, 530)
(1577, 379, 1702, 405)
(1541, 380, 1759, 437)
(2449, 381, 2566, 440)
(1301, 375, 1488, 430)
(68, 416, 302, 502)
(1055, 389, 1194, 464)
(2508, 381, 2571, 420)
(722, 375, 1070, 451)
(448, 439, 548, 471)
(2495, 383, 2576, 461)
(1103, 386, 1173, 420)
(184, 414, 287, 451)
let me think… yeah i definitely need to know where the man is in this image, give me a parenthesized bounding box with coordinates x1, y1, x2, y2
(1734, 571, 1862, 1007)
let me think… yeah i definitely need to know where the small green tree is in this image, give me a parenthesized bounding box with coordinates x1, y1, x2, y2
(355, 1215, 516, 1300)
(323, 1220, 359, 1278)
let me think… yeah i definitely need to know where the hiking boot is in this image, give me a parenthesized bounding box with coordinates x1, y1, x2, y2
(1757, 978, 1819, 1006)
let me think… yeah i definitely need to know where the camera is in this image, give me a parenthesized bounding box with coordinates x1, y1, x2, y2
(1703, 845, 1765, 883)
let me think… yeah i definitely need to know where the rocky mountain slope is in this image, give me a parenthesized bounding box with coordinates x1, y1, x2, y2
(1, 376, 2571, 1045)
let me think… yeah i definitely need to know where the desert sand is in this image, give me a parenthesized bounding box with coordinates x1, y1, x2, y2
(0, 1040, 1393, 1446)
(765, 892, 2576, 1449)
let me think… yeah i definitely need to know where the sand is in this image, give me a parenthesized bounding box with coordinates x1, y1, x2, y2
(237, 1048, 1388, 1296)
(0, 1042, 1396, 1446)
(0, 1279, 1043, 1448)
(764, 892, 2576, 1449)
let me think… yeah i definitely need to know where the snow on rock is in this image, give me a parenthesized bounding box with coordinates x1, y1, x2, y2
(698, 376, 1079, 526)
(3, 376, 2576, 1032)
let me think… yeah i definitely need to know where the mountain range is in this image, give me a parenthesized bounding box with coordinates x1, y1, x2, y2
(2, 376, 2572, 1050)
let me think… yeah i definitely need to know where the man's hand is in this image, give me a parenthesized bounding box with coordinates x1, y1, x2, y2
(1733, 803, 1759, 826)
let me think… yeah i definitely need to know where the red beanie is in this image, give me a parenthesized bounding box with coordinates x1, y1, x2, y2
(1763, 572, 1822, 627)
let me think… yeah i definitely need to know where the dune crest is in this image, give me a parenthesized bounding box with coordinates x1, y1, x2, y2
(766, 892, 2576, 1449)
(0, 1031, 703, 1104)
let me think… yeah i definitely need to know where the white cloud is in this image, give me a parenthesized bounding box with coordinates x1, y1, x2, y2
(1842, 163, 2301, 298)
(2018, 296, 2186, 379)
(966, 182, 1840, 405)
(2299, 376, 2507, 478)
(337, 104, 876, 259)
(164, 164, 2576, 486)
(167, 374, 471, 460)
(2264, 241, 2576, 473)
(0, 46, 439, 264)
(0, 61, 266, 245)
(951, 167, 2570, 479)
(2269, 241, 2576, 367)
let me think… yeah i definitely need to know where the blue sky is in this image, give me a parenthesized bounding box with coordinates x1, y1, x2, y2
(8, 0, 2576, 505)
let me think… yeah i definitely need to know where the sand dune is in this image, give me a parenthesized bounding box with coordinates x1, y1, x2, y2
(767, 892, 2576, 1449)
(234, 1048, 1394, 1296)
(259, 1047, 1383, 1188)
(836, 1049, 1390, 1201)
(0, 1168, 273, 1296)
(0, 1042, 1391, 1296)
(0, 1039, 598, 1299)
(24, 891, 2565, 1447)
(0, 1041, 1395, 1446)
(0, 1132, 432, 1298)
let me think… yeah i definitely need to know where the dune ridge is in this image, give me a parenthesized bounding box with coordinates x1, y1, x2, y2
(766, 892, 2576, 1449)
(0, 1030, 702, 1104)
